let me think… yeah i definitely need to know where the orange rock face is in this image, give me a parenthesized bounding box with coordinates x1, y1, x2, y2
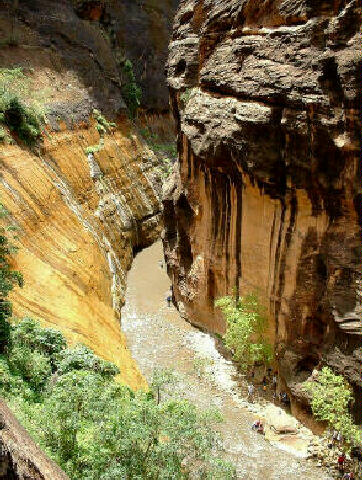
(1, 126, 162, 390)
(164, 0, 362, 419)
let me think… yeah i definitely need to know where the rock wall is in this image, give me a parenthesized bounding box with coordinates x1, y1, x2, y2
(164, 0, 362, 420)
(0, 0, 174, 390)
(0, 0, 178, 114)
(2, 125, 162, 390)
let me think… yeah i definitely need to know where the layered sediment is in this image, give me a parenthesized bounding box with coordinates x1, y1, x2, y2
(2, 125, 162, 389)
(164, 0, 362, 421)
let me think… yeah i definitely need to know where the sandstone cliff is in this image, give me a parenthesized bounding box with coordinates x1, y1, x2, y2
(164, 0, 362, 421)
(0, 0, 179, 388)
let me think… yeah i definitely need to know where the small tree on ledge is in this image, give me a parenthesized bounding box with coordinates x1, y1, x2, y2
(215, 293, 273, 372)
(303, 366, 362, 448)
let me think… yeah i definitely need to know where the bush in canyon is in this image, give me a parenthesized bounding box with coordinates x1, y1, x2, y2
(215, 294, 273, 372)
(139, 127, 177, 178)
(1, 318, 236, 479)
(0, 68, 46, 146)
(304, 367, 362, 448)
(0, 202, 23, 352)
(121, 59, 142, 119)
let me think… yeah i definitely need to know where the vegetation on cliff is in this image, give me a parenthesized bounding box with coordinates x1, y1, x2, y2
(140, 126, 177, 178)
(0, 201, 234, 479)
(215, 294, 273, 372)
(121, 59, 142, 119)
(84, 108, 115, 155)
(0, 67, 45, 146)
(304, 367, 362, 448)
(0, 202, 23, 353)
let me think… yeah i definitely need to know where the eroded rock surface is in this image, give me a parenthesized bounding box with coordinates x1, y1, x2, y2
(164, 0, 362, 421)
(0, 0, 173, 390)
(0, 0, 178, 114)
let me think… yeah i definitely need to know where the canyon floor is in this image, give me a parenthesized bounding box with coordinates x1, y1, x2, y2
(122, 241, 334, 480)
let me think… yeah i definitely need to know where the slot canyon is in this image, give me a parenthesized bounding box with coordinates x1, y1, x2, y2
(0, 0, 361, 479)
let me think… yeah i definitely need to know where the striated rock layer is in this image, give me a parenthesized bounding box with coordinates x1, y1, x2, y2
(1, 124, 162, 390)
(164, 0, 362, 421)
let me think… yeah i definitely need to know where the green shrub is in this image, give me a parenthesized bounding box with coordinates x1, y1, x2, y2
(0, 68, 46, 146)
(8, 345, 52, 391)
(180, 87, 195, 107)
(85, 140, 104, 155)
(303, 366, 362, 448)
(92, 109, 115, 132)
(215, 294, 273, 372)
(1, 96, 42, 146)
(2, 318, 235, 479)
(0, 202, 23, 352)
(11, 318, 66, 368)
(121, 60, 141, 119)
(56, 345, 119, 378)
(84, 109, 115, 156)
(0, 125, 6, 142)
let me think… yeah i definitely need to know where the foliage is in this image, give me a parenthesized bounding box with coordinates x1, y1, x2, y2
(2, 319, 235, 479)
(303, 367, 362, 448)
(121, 59, 142, 119)
(92, 108, 115, 134)
(0, 202, 23, 352)
(215, 294, 273, 372)
(84, 109, 115, 155)
(139, 127, 177, 179)
(0, 68, 46, 146)
(11, 317, 66, 368)
(56, 344, 119, 377)
(8, 345, 52, 392)
(180, 88, 196, 108)
(85, 139, 104, 155)
(193, 355, 214, 379)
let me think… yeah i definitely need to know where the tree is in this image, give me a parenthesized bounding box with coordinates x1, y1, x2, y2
(2, 319, 236, 479)
(0, 202, 23, 352)
(303, 366, 362, 448)
(215, 294, 273, 372)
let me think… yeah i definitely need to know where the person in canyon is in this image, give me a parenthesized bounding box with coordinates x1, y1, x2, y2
(252, 419, 264, 434)
(247, 384, 254, 400)
(332, 429, 339, 446)
(166, 292, 172, 307)
(342, 473, 355, 480)
(262, 376, 267, 392)
(338, 453, 346, 473)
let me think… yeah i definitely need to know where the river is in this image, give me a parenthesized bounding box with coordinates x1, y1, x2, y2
(122, 241, 332, 479)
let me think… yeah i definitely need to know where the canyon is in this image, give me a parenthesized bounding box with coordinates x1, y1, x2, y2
(0, 0, 361, 478)
(0, 0, 179, 390)
(0, 0, 176, 477)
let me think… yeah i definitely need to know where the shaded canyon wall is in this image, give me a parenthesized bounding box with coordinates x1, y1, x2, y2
(164, 0, 362, 419)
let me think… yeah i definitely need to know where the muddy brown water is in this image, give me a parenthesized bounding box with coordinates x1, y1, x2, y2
(122, 242, 333, 480)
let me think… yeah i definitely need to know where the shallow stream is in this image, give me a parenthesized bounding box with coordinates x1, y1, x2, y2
(122, 242, 332, 479)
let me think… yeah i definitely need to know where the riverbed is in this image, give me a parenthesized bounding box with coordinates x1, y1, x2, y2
(122, 241, 332, 479)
